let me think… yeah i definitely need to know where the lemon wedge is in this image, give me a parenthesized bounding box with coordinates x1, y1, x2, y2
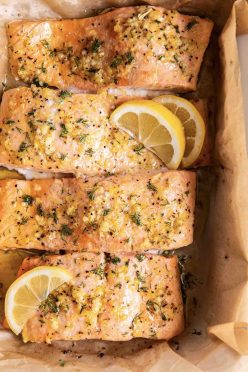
(153, 95, 206, 168)
(110, 99, 185, 169)
(5, 266, 72, 335)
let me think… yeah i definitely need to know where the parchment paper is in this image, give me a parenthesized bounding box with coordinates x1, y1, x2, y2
(0, 0, 247, 370)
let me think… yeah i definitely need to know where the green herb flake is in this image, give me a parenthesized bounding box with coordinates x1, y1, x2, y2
(131, 212, 142, 226)
(111, 256, 121, 265)
(136, 254, 145, 262)
(91, 38, 102, 53)
(147, 180, 157, 192)
(87, 190, 95, 201)
(41, 62, 47, 73)
(90, 263, 105, 279)
(59, 359, 66, 367)
(40, 294, 59, 314)
(125, 51, 134, 64)
(41, 39, 50, 48)
(19, 216, 29, 225)
(60, 224, 73, 237)
(36, 204, 44, 216)
(18, 142, 30, 152)
(146, 300, 159, 313)
(186, 19, 199, 31)
(76, 118, 88, 125)
(79, 134, 89, 143)
(110, 55, 123, 68)
(60, 153, 67, 160)
(103, 208, 110, 216)
(6, 119, 15, 125)
(136, 270, 145, 283)
(60, 123, 68, 137)
(58, 90, 72, 99)
(52, 209, 58, 224)
(22, 194, 34, 206)
(31, 77, 48, 87)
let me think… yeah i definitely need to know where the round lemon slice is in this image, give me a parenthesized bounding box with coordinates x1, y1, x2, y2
(153, 95, 206, 168)
(110, 99, 185, 169)
(5, 266, 72, 335)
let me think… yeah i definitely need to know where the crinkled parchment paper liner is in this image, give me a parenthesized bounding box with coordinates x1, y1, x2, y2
(206, 0, 248, 356)
(0, 0, 247, 370)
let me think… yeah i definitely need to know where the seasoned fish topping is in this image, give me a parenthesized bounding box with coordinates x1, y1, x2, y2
(7, 6, 213, 91)
(0, 86, 162, 175)
(17, 252, 184, 343)
(0, 171, 196, 252)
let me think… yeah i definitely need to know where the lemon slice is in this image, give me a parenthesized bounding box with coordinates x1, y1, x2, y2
(153, 95, 206, 168)
(5, 266, 72, 335)
(110, 100, 185, 169)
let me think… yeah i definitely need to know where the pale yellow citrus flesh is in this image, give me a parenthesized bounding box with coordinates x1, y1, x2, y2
(153, 95, 206, 167)
(110, 99, 185, 169)
(5, 266, 72, 335)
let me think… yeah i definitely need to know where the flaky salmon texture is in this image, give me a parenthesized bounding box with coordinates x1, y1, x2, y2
(7, 6, 213, 91)
(17, 252, 184, 343)
(0, 170, 195, 252)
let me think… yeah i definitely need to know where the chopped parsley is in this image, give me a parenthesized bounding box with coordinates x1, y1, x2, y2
(146, 300, 159, 313)
(103, 208, 110, 216)
(136, 270, 145, 283)
(18, 142, 30, 152)
(131, 212, 142, 226)
(90, 263, 105, 279)
(111, 256, 121, 264)
(41, 39, 50, 48)
(52, 209, 58, 224)
(6, 119, 15, 125)
(147, 180, 157, 192)
(40, 294, 59, 314)
(58, 90, 72, 99)
(79, 134, 88, 143)
(110, 52, 134, 68)
(22, 194, 34, 206)
(186, 19, 199, 30)
(76, 118, 88, 125)
(91, 38, 102, 53)
(31, 77, 48, 87)
(60, 153, 67, 160)
(59, 359, 66, 367)
(60, 224, 73, 237)
(87, 190, 95, 201)
(136, 254, 145, 262)
(41, 62, 47, 73)
(19, 216, 29, 225)
(36, 204, 44, 216)
(60, 123, 68, 137)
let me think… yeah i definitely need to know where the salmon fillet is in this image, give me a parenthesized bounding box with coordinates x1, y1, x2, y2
(0, 170, 196, 252)
(7, 6, 213, 92)
(0, 86, 163, 175)
(16, 252, 184, 343)
(0, 87, 210, 175)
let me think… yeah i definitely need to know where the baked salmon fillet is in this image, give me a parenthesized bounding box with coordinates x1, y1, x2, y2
(16, 252, 184, 343)
(7, 6, 213, 91)
(0, 170, 196, 251)
(0, 86, 163, 175)
(0, 86, 210, 175)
